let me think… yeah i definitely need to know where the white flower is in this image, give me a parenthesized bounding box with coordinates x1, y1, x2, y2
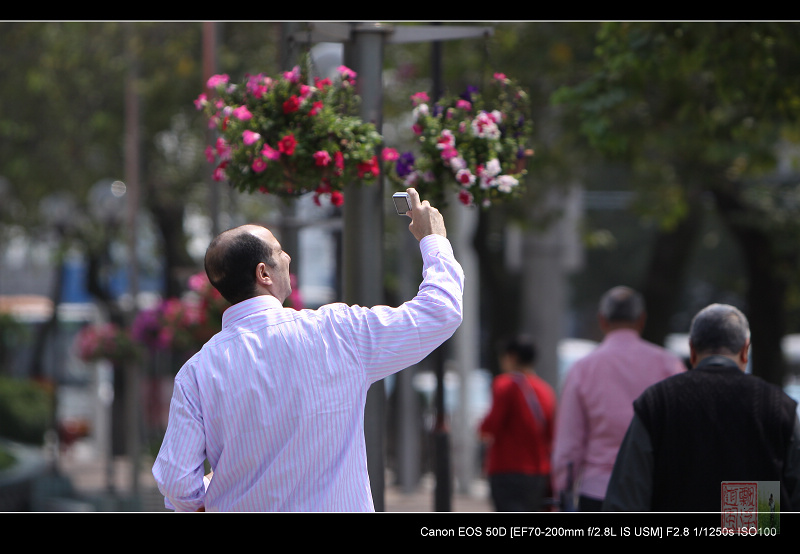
(495, 175, 519, 193)
(455, 169, 476, 187)
(449, 156, 467, 171)
(484, 158, 502, 177)
(471, 111, 500, 140)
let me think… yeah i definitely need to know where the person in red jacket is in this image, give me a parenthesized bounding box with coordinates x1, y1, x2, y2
(479, 335, 557, 511)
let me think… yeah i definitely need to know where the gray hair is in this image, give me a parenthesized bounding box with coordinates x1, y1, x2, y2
(598, 286, 645, 323)
(689, 303, 750, 356)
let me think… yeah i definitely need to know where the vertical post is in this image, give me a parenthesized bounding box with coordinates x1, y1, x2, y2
(278, 23, 302, 285)
(203, 22, 220, 239)
(342, 22, 390, 511)
(430, 29, 452, 513)
(124, 22, 142, 505)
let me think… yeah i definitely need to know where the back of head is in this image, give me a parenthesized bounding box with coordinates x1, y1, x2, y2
(689, 303, 750, 356)
(204, 226, 275, 305)
(503, 335, 538, 368)
(598, 286, 645, 324)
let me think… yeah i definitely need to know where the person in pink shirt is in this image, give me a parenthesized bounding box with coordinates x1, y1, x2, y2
(550, 286, 684, 511)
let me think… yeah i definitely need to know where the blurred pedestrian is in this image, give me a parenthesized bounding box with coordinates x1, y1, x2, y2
(479, 335, 557, 511)
(551, 286, 684, 511)
(604, 303, 800, 511)
(152, 188, 464, 512)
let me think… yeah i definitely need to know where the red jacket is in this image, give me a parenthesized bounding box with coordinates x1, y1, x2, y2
(480, 372, 556, 475)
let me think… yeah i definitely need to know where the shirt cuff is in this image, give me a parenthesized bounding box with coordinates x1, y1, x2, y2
(419, 234, 452, 258)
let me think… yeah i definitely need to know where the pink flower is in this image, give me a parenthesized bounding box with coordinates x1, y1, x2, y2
(283, 66, 301, 83)
(381, 148, 399, 162)
(251, 157, 267, 173)
(411, 91, 429, 105)
(261, 144, 280, 161)
(456, 99, 472, 110)
(493, 72, 508, 83)
(207, 74, 230, 89)
(440, 146, 458, 161)
(458, 189, 473, 206)
(204, 145, 215, 164)
(278, 133, 297, 156)
(233, 106, 252, 120)
(334, 151, 345, 175)
(213, 161, 228, 181)
(330, 190, 344, 207)
(309, 101, 324, 116)
(246, 73, 272, 97)
(357, 156, 380, 179)
(299, 84, 313, 99)
(314, 77, 332, 90)
(313, 150, 332, 166)
(188, 272, 208, 292)
(337, 65, 357, 83)
(215, 137, 231, 159)
(436, 130, 455, 150)
(283, 95, 300, 114)
(194, 93, 208, 110)
(243, 130, 261, 145)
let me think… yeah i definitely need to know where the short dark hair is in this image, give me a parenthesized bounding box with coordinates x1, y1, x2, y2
(599, 286, 645, 322)
(204, 228, 276, 305)
(689, 303, 750, 356)
(502, 335, 537, 367)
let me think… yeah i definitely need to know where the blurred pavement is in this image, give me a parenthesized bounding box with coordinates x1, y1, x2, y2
(53, 440, 494, 513)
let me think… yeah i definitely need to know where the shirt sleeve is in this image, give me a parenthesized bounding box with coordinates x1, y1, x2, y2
(550, 368, 587, 495)
(151, 373, 207, 512)
(341, 234, 465, 384)
(602, 413, 653, 512)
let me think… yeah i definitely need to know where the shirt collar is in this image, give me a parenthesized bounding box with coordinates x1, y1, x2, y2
(222, 294, 284, 328)
(602, 327, 640, 344)
(692, 355, 742, 373)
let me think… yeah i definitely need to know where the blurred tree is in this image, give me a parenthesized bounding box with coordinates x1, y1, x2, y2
(0, 22, 285, 301)
(552, 22, 800, 385)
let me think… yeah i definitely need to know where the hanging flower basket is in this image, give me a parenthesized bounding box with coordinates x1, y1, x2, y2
(75, 322, 142, 364)
(382, 72, 534, 207)
(196, 58, 383, 206)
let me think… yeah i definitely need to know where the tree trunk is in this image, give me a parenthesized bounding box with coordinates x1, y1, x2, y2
(149, 201, 196, 298)
(639, 202, 703, 348)
(712, 186, 788, 386)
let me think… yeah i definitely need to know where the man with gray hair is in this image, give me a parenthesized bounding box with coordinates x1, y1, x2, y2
(551, 286, 684, 511)
(604, 303, 800, 512)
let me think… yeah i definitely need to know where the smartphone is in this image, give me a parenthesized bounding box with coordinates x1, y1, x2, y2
(392, 192, 411, 215)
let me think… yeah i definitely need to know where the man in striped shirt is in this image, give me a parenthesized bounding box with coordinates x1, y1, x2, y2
(152, 188, 464, 511)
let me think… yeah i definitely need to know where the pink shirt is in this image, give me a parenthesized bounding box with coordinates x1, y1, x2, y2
(551, 329, 684, 500)
(152, 235, 463, 511)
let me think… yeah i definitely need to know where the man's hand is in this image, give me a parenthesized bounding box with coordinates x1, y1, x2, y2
(406, 188, 447, 241)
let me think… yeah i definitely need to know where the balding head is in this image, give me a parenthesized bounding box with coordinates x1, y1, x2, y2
(204, 224, 279, 305)
(598, 286, 646, 334)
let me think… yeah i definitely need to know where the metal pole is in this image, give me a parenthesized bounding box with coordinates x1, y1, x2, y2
(342, 22, 390, 511)
(203, 22, 220, 238)
(430, 30, 453, 512)
(124, 22, 142, 506)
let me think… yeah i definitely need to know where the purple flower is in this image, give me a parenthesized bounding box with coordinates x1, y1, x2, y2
(460, 85, 479, 103)
(396, 152, 416, 178)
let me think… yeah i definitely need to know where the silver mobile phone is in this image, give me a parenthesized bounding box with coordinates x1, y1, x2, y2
(392, 192, 411, 215)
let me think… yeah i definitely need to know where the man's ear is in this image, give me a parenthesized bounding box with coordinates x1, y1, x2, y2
(689, 340, 697, 367)
(739, 339, 750, 366)
(256, 262, 272, 287)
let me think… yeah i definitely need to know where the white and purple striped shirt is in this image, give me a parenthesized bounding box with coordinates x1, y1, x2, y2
(152, 234, 464, 512)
